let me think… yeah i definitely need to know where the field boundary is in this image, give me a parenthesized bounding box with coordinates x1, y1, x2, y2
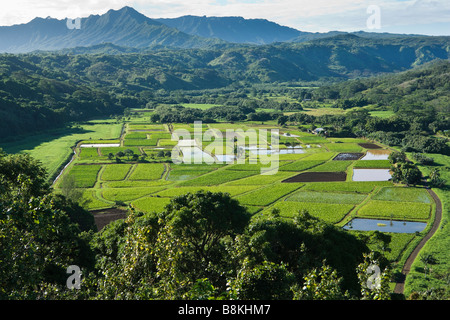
(393, 189, 443, 295)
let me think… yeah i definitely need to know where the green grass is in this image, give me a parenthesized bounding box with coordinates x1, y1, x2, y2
(181, 103, 220, 110)
(369, 110, 395, 118)
(357, 200, 432, 221)
(0, 122, 122, 182)
(235, 183, 303, 206)
(261, 202, 354, 224)
(128, 163, 166, 180)
(286, 190, 367, 204)
(79, 139, 121, 145)
(101, 164, 133, 181)
(373, 187, 432, 203)
(350, 230, 416, 262)
(66, 165, 102, 188)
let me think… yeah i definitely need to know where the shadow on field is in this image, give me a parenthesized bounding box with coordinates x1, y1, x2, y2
(0, 125, 96, 154)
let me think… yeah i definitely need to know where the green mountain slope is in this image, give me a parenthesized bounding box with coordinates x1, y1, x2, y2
(0, 7, 224, 53)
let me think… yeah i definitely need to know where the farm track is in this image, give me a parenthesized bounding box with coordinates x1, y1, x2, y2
(393, 189, 443, 295)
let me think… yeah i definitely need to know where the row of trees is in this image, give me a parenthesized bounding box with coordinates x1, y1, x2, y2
(287, 109, 449, 155)
(149, 104, 285, 124)
(108, 149, 172, 163)
(0, 148, 392, 300)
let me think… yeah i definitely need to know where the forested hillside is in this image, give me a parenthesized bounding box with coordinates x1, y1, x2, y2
(313, 59, 450, 112)
(1, 33, 449, 140)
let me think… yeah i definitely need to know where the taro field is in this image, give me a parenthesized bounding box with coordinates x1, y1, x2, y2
(55, 121, 437, 267)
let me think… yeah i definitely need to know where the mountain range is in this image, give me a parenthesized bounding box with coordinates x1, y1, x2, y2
(0, 7, 224, 53)
(0, 6, 439, 53)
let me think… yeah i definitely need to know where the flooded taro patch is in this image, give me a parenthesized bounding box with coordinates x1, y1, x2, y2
(352, 168, 392, 181)
(361, 149, 391, 160)
(333, 153, 364, 161)
(343, 218, 427, 233)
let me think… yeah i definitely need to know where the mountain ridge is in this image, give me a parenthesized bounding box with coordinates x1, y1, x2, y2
(156, 15, 303, 44)
(0, 6, 440, 53)
(0, 6, 224, 53)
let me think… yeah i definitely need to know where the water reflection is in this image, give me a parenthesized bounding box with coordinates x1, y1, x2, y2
(352, 168, 392, 181)
(361, 149, 391, 160)
(343, 218, 426, 233)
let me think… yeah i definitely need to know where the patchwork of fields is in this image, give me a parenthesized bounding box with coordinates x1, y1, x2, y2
(55, 120, 437, 267)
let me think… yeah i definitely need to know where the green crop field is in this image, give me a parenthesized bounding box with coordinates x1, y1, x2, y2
(123, 139, 157, 147)
(297, 135, 328, 144)
(353, 160, 391, 168)
(177, 169, 258, 186)
(308, 160, 353, 172)
(83, 189, 112, 210)
(225, 171, 296, 185)
(278, 160, 324, 171)
(79, 147, 100, 160)
(66, 165, 102, 188)
(127, 124, 166, 130)
(301, 181, 391, 193)
(101, 164, 133, 181)
(102, 187, 167, 202)
(303, 152, 337, 161)
(155, 185, 260, 198)
(286, 190, 367, 204)
(128, 163, 166, 180)
(372, 187, 432, 203)
(235, 183, 302, 206)
(43, 119, 440, 293)
(125, 132, 149, 139)
(38, 117, 445, 300)
(357, 200, 432, 221)
(131, 196, 172, 214)
(261, 201, 355, 224)
(324, 143, 363, 152)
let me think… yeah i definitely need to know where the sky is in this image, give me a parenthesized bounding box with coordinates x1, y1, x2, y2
(0, 0, 449, 35)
